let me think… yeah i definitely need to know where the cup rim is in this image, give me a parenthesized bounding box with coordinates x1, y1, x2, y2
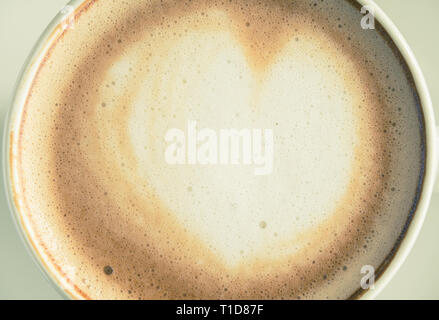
(3, 0, 437, 300)
(3, 0, 90, 299)
(355, 0, 437, 299)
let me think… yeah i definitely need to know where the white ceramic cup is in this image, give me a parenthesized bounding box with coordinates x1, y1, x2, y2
(3, 0, 439, 299)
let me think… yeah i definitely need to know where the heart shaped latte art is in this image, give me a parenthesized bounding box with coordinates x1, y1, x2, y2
(14, 0, 424, 299)
(93, 10, 359, 266)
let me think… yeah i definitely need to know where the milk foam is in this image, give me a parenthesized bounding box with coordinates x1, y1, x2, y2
(10, 0, 425, 299)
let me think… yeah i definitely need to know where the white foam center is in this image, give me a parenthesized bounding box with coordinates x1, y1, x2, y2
(99, 19, 358, 266)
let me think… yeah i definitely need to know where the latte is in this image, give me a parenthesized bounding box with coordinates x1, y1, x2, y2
(10, 0, 425, 299)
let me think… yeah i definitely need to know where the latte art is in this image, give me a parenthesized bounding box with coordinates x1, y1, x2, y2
(10, 0, 425, 299)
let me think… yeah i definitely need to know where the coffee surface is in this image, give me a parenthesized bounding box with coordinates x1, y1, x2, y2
(11, 0, 425, 299)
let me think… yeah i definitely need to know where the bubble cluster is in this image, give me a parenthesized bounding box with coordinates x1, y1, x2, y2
(10, 0, 425, 299)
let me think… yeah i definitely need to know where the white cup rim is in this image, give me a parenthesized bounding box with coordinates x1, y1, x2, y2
(355, 0, 437, 299)
(3, 0, 438, 300)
